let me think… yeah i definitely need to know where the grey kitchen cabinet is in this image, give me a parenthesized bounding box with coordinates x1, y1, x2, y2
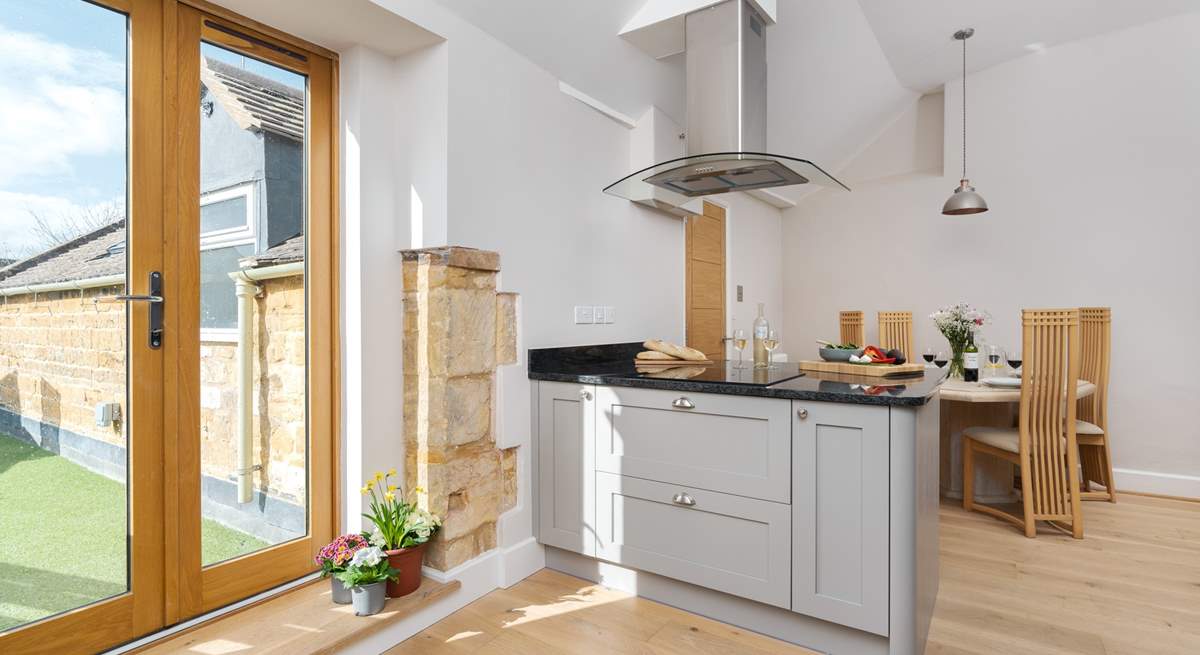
(594, 386, 791, 503)
(536, 381, 596, 556)
(791, 400, 891, 636)
(594, 471, 792, 609)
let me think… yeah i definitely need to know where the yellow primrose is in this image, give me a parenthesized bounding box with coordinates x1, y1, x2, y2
(384, 492, 396, 502)
(374, 471, 384, 481)
(387, 485, 397, 492)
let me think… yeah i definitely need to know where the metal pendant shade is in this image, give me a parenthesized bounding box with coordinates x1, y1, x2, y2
(943, 28, 988, 215)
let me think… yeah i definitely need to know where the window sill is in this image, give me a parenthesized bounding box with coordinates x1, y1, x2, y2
(131, 577, 460, 655)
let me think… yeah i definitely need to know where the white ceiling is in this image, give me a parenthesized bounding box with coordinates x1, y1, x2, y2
(859, 0, 1200, 92)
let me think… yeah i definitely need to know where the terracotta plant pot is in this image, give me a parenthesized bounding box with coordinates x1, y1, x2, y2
(330, 576, 352, 604)
(384, 542, 426, 598)
(351, 581, 387, 616)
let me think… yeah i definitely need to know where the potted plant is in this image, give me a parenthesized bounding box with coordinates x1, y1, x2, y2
(335, 546, 399, 616)
(361, 469, 442, 598)
(315, 533, 370, 604)
(930, 303, 989, 379)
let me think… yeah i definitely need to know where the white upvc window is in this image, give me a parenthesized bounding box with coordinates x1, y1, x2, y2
(200, 183, 256, 342)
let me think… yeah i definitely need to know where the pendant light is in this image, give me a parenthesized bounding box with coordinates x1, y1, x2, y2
(943, 28, 989, 215)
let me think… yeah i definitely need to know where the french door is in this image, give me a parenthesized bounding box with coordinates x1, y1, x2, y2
(0, 1, 336, 652)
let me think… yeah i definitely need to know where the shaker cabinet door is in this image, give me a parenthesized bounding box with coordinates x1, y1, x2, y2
(536, 381, 596, 556)
(791, 401, 890, 636)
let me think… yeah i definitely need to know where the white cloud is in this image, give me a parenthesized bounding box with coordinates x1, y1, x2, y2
(0, 24, 126, 186)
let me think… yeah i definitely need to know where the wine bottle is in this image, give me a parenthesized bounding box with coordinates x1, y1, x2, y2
(753, 303, 769, 369)
(963, 332, 980, 382)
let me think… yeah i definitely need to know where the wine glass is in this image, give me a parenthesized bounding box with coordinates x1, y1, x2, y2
(987, 344, 1002, 377)
(763, 328, 780, 369)
(1006, 347, 1023, 377)
(732, 329, 747, 369)
(923, 347, 936, 369)
(933, 351, 948, 369)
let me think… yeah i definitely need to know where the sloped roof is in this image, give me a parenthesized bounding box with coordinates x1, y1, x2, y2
(201, 57, 305, 140)
(0, 221, 126, 290)
(242, 233, 304, 268)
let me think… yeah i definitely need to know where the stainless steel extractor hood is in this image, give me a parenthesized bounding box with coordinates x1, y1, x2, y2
(604, 0, 848, 210)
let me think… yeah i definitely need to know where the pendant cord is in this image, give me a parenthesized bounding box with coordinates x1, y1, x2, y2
(961, 35, 967, 180)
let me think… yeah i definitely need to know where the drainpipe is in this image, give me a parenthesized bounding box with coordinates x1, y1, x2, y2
(227, 261, 303, 504)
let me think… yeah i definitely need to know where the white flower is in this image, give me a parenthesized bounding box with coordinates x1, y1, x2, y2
(350, 546, 384, 568)
(404, 509, 441, 543)
(368, 526, 386, 548)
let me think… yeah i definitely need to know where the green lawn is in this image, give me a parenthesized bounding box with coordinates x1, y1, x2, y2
(0, 432, 266, 631)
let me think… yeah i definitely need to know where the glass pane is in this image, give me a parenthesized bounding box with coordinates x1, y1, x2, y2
(0, 0, 129, 630)
(200, 194, 249, 234)
(198, 42, 307, 566)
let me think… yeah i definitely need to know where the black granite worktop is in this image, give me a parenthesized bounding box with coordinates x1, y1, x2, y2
(528, 342, 945, 407)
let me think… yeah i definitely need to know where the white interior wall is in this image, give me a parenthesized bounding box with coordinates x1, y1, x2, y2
(719, 195, 785, 359)
(781, 14, 1200, 495)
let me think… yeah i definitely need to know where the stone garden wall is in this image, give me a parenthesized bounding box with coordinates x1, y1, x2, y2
(0, 276, 307, 517)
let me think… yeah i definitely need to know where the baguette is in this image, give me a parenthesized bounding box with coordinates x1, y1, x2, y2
(643, 339, 707, 362)
(637, 365, 706, 379)
(636, 350, 679, 361)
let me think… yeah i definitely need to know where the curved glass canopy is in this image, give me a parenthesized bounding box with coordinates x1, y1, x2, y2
(603, 152, 850, 201)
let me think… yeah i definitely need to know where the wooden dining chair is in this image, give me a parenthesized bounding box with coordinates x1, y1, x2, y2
(1077, 307, 1115, 502)
(839, 311, 864, 346)
(877, 311, 914, 359)
(963, 308, 1084, 538)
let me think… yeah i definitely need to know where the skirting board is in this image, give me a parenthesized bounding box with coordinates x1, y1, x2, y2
(1114, 468, 1200, 500)
(339, 537, 544, 655)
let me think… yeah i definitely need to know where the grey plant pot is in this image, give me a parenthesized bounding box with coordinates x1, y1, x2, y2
(330, 576, 352, 604)
(351, 581, 387, 616)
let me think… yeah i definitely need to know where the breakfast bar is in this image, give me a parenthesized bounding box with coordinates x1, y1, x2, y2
(529, 342, 944, 655)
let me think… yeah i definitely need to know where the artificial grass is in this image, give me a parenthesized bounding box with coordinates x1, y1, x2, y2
(0, 432, 267, 631)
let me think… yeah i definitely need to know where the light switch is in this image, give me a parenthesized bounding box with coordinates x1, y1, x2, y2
(593, 305, 607, 324)
(574, 305, 594, 324)
(603, 306, 615, 324)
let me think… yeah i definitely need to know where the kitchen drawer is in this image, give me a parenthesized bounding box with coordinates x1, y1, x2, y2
(594, 471, 791, 609)
(595, 386, 790, 503)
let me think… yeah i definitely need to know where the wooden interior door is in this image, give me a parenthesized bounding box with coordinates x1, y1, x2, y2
(685, 201, 726, 360)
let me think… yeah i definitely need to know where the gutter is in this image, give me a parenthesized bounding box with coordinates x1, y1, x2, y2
(227, 261, 304, 504)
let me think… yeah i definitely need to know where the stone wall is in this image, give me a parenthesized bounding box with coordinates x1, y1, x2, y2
(401, 246, 519, 571)
(0, 275, 307, 506)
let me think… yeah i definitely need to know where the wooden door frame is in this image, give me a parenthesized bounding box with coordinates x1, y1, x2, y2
(164, 3, 339, 622)
(0, 0, 166, 651)
(685, 200, 728, 360)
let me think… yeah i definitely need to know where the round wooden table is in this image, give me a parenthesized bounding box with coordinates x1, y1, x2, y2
(939, 378, 1097, 502)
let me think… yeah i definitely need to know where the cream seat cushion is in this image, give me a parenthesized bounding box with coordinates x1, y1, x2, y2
(1075, 420, 1104, 435)
(963, 426, 1020, 453)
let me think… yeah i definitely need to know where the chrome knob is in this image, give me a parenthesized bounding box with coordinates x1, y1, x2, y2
(797, 408, 809, 420)
(579, 389, 592, 401)
(672, 492, 696, 507)
(672, 397, 695, 410)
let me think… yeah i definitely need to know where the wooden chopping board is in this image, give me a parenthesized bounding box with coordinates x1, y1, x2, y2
(798, 360, 925, 377)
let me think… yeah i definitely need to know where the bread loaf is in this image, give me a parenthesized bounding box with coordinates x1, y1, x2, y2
(643, 340, 707, 362)
(636, 350, 678, 361)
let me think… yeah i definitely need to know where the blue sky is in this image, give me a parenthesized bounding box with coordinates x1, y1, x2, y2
(0, 0, 304, 260)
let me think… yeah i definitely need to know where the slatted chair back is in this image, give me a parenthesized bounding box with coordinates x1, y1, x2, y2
(1077, 307, 1111, 431)
(839, 311, 864, 347)
(877, 311, 914, 359)
(1017, 308, 1083, 525)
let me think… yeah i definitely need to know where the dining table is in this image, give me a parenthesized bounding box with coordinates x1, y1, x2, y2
(939, 377, 1097, 502)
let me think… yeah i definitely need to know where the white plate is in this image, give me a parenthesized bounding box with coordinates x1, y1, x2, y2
(982, 377, 1022, 388)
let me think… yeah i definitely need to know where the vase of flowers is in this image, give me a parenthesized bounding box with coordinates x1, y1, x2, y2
(361, 469, 442, 598)
(315, 533, 370, 604)
(930, 303, 989, 379)
(335, 546, 399, 616)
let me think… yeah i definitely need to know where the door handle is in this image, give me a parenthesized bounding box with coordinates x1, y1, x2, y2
(672, 397, 695, 410)
(95, 272, 163, 349)
(672, 492, 696, 507)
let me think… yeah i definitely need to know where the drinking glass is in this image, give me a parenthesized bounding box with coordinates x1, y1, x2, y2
(732, 329, 747, 369)
(933, 351, 948, 369)
(923, 347, 936, 369)
(987, 344, 1003, 377)
(1006, 347, 1023, 376)
(763, 329, 780, 369)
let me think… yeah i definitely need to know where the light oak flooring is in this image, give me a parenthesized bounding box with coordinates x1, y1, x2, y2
(393, 494, 1199, 655)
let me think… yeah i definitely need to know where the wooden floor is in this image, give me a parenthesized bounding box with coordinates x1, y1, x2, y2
(395, 494, 1200, 655)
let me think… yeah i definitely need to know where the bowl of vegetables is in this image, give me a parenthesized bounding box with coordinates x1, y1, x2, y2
(818, 342, 864, 362)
